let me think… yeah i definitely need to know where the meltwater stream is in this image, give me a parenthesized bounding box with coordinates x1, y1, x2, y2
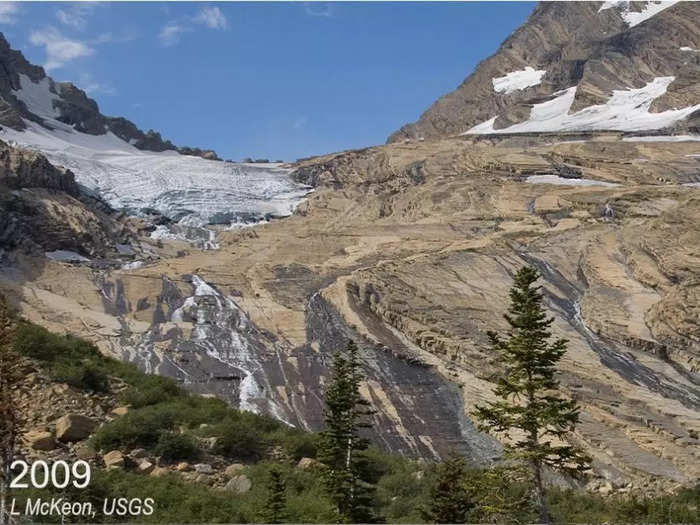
(119, 273, 293, 424)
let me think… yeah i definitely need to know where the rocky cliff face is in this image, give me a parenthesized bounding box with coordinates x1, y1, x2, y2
(0, 33, 219, 160)
(389, 1, 700, 142)
(0, 140, 134, 257)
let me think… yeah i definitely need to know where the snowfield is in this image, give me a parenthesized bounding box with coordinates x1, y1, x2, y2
(465, 77, 700, 135)
(492, 67, 546, 95)
(598, 0, 681, 28)
(5, 74, 311, 232)
(525, 175, 618, 187)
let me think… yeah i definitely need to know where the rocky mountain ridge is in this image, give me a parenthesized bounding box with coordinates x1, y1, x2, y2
(0, 33, 219, 161)
(389, 1, 700, 142)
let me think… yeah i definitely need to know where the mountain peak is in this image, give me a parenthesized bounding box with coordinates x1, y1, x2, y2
(0, 32, 220, 160)
(388, 1, 699, 142)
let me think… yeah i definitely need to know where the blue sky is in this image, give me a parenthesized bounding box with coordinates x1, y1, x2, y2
(0, 2, 534, 160)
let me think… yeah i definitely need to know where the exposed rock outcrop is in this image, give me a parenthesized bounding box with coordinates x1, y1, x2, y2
(0, 141, 135, 258)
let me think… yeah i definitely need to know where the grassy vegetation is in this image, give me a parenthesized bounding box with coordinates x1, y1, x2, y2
(7, 317, 700, 524)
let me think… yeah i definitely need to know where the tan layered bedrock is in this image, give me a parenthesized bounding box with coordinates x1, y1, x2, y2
(3, 133, 699, 491)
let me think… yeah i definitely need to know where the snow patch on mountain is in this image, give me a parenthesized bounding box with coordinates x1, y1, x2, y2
(525, 175, 618, 187)
(465, 77, 700, 135)
(492, 67, 546, 94)
(599, 1, 681, 28)
(13, 74, 61, 119)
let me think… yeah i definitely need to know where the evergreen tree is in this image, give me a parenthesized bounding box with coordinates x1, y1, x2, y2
(259, 466, 287, 524)
(472, 266, 590, 524)
(319, 339, 378, 523)
(423, 456, 474, 524)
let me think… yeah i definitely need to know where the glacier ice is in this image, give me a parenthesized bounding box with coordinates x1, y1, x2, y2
(4, 75, 311, 246)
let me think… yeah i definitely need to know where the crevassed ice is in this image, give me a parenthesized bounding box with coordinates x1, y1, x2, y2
(465, 77, 700, 135)
(5, 74, 311, 230)
(492, 67, 546, 94)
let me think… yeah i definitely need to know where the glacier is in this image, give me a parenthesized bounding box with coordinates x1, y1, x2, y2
(4, 74, 311, 243)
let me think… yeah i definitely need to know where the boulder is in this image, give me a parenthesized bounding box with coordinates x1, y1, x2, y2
(111, 406, 129, 417)
(24, 430, 55, 451)
(599, 481, 614, 495)
(129, 448, 147, 458)
(194, 463, 213, 474)
(150, 467, 169, 477)
(175, 462, 191, 472)
(224, 463, 245, 477)
(103, 450, 125, 469)
(136, 460, 154, 475)
(196, 473, 214, 485)
(75, 445, 97, 460)
(225, 474, 252, 494)
(296, 457, 321, 470)
(55, 414, 97, 442)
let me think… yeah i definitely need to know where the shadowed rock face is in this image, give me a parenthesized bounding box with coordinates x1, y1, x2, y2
(389, 1, 700, 142)
(0, 140, 132, 257)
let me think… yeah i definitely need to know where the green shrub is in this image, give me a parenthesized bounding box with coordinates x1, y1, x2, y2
(121, 375, 183, 407)
(214, 419, 267, 460)
(267, 427, 320, 461)
(92, 403, 180, 451)
(51, 360, 108, 392)
(13, 323, 100, 362)
(154, 432, 200, 462)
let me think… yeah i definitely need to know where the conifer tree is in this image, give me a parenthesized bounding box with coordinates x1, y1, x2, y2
(473, 266, 590, 524)
(319, 339, 377, 523)
(423, 456, 475, 524)
(259, 466, 287, 524)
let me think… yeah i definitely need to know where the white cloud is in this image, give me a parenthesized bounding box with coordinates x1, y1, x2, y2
(29, 27, 94, 71)
(55, 3, 101, 30)
(158, 23, 188, 47)
(0, 2, 20, 24)
(194, 6, 228, 30)
(92, 31, 138, 45)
